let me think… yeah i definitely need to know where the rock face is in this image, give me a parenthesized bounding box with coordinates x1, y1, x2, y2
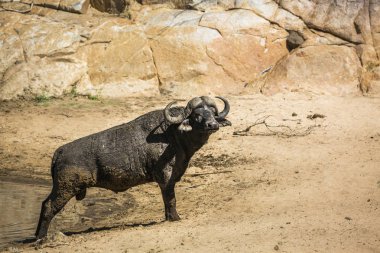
(0, 0, 379, 100)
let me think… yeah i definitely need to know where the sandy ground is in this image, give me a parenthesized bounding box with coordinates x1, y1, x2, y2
(0, 94, 380, 253)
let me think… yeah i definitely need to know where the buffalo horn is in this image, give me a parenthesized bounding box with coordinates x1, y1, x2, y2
(216, 96, 230, 119)
(164, 101, 185, 124)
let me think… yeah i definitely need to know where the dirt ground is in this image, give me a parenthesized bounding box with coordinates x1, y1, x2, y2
(0, 94, 379, 253)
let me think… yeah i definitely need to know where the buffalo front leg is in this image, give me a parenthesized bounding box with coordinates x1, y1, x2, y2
(159, 183, 180, 221)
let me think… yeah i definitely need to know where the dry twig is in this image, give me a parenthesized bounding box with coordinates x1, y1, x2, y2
(233, 115, 322, 138)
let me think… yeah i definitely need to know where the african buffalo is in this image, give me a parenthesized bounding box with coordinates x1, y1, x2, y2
(35, 96, 231, 239)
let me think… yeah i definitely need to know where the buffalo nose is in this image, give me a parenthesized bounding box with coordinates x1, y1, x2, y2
(206, 121, 219, 130)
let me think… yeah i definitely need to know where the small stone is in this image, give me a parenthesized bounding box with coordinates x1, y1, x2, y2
(307, 113, 326, 120)
(345, 216, 352, 220)
(292, 112, 297, 117)
(48, 231, 67, 242)
(274, 245, 279, 251)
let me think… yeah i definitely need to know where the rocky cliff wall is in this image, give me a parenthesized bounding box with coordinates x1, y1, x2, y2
(0, 0, 379, 100)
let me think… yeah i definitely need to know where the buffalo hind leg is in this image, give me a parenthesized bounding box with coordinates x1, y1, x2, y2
(159, 183, 180, 221)
(35, 188, 76, 239)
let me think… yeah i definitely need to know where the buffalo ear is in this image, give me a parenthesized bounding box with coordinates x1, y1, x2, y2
(217, 118, 232, 127)
(178, 119, 192, 132)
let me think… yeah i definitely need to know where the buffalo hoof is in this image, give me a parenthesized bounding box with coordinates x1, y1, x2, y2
(33, 237, 47, 249)
(166, 213, 181, 221)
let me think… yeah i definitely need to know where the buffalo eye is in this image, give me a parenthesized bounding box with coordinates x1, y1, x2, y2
(195, 115, 203, 123)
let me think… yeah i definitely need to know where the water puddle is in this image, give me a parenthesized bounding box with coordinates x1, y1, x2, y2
(0, 179, 50, 249)
(0, 178, 135, 250)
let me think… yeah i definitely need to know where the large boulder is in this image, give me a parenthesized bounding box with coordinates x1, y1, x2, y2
(200, 9, 288, 83)
(0, 12, 88, 100)
(142, 9, 288, 96)
(261, 45, 362, 96)
(277, 0, 365, 44)
(0, 12, 159, 100)
(77, 21, 160, 97)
